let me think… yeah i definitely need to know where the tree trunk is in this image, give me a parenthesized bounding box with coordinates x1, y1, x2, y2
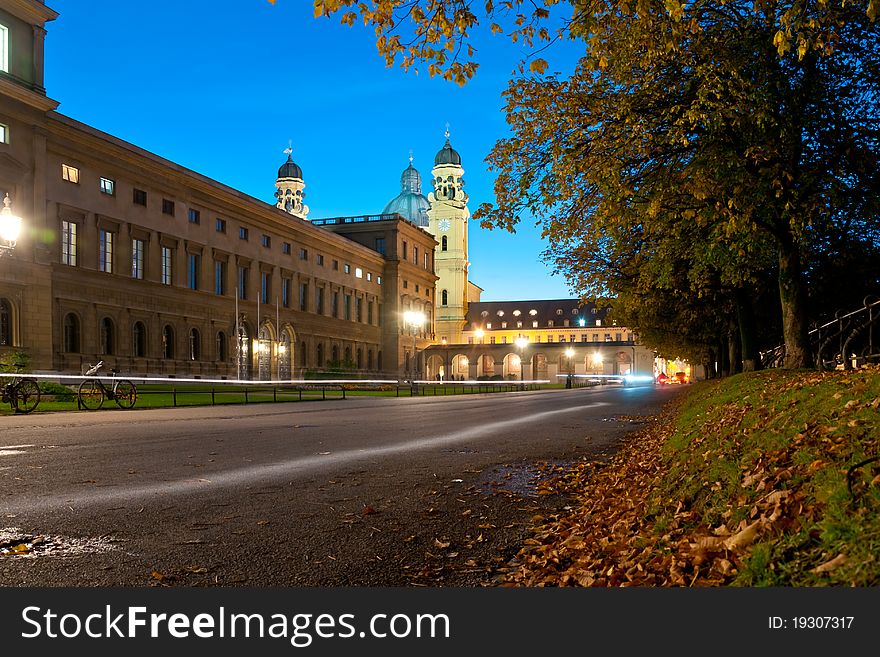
(777, 236, 812, 368)
(736, 288, 760, 372)
(728, 324, 741, 375)
(719, 337, 731, 377)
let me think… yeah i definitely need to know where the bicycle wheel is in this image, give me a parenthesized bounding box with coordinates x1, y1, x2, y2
(13, 378, 41, 414)
(78, 379, 105, 410)
(113, 380, 137, 409)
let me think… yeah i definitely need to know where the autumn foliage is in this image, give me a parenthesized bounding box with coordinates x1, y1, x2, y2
(499, 367, 880, 586)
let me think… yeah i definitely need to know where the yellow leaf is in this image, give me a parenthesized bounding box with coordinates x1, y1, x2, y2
(724, 520, 761, 550)
(812, 553, 847, 574)
(529, 58, 549, 75)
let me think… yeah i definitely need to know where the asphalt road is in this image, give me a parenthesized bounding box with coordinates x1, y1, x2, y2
(0, 384, 680, 586)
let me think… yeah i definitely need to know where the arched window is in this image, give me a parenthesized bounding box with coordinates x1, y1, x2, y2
(0, 298, 11, 346)
(100, 317, 114, 355)
(331, 344, 339, 363)
(441, 235, 448, 251)
(216, 331, 227, 362)
(278, 332, 291, 380)
(189, 328, 200, 361)
(356, 348, 363, 369)
(300, 341, 307, 367)
(344, 346, 351, 363)
(133, 322, 146, 357)
(162, 325, 175, 359)
(316, 343, 324, 367)
(63, 313, 80, 353)
(441, 289, 448, 306)
(368, 349, 374, 369)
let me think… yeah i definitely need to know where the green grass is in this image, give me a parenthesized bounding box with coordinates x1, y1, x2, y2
(651, 368, 880, 585)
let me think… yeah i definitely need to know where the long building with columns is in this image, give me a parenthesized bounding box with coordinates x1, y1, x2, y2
(0, 0, 437, 379)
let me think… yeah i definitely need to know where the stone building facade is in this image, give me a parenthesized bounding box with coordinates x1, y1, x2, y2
(0, 0, 437, 379)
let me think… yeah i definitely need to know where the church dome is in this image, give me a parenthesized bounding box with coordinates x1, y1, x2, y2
(277, 154, 303, 180)
(383, 161, 431, 227)
(434, 139, 461, 166)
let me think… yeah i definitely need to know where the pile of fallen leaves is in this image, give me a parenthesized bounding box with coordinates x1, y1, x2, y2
(499, 366, 880, 587)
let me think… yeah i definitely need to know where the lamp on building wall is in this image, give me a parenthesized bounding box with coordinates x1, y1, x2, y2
(441, 337, 448, 381)
(403, 310, 426, 380)
(515, 336, 529, 382)
(591, 351, 603, 374)
(475, 328, 484, 344)
(0, 194, 23, 256)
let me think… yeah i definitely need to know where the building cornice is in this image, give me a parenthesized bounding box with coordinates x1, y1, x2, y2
(0, 76, 58, 112)
(0, 0, 58, 27)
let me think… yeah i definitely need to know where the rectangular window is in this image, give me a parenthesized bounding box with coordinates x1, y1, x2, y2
(282, 242, 291, 255)
(100, 177, 115, 195)
(62, 164, 80, 184)
(161, 246, 173, 285)
(132, 239, 144, 279)
(368, 301, 374, 324)
(356, 297, 362, 322)
(344, 263, 351, 274)
(299, 282, 308, 312)
(332, 260, 339, 271)
(374, 237, 386, 255)
(261, 271, 270, 304)
(413, 246, 418, 265)
(162, 199, 175, 216)
(237, 266, 248, 300)
(616, 332, 622, 342)
(316, 287, 324, 315)
(592, 333, 599, 342)
(61, 221, 77, 266)
(239, 227, 249, 240)
(133, 188, 147, 206)
(582, 334, 589, 342)
(486, 322, 492, 329)
(214, 260, 226, 295)
(501, 321, 507, 329)
(99, 230, 113, 273)
(0, 24, 7, 73)
(571, 334, 577, 342)
(502, 336, 508, 344)
(216, 218, 226, 233)
(0, 123, 7, 144)
(403, 280, 408, 289)
(187, 253, 200, 290)
(355, 267, 363, 278)
(332, 291, 339, 318)
(377, 276, 382, 285)
(366, 272, 372, 282)
(188, 209, 200, 224)
(299, 248, 308, 260)
(344, 294, 352, 321)
(402, 241, 408, 260)
(532, 321, 539, 328)
(490, 336, 496, 344)
(282, 278, 290, 308)
(317, 254, 324, 266)
(261, 234, 271, 248)
(424, 252, 429, 270)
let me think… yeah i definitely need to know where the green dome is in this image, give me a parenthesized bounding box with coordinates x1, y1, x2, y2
(383, 162, 430, 227)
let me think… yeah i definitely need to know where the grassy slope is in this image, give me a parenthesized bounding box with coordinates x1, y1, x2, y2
(501, 367, 880, 586)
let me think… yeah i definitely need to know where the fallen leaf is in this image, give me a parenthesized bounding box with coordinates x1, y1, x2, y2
(812, 553, 847, 574)
(724, 520, 761, 550)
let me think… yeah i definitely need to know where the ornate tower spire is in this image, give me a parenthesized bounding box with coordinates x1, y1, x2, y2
(274, 143, 310, 220)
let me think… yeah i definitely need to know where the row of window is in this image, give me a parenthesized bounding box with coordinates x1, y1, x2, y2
(59, 313, 382, 370)
(467, 333, 631, 344)
(59, 166, 383, 282)
(481, 318, 603, 330)
(60, 221, 381, 321)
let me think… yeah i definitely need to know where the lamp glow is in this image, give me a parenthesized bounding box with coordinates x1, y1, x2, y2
(0, 194, 22, 248)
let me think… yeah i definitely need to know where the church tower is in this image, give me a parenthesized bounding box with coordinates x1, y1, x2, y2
(427, 130, 469, 342)
(274, 147, 310, 220)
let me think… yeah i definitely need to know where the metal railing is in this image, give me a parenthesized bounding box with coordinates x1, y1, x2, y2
(760, 295, 880, 370)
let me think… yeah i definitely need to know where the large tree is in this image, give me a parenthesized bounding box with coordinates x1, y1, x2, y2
(299, 0, 880, 368)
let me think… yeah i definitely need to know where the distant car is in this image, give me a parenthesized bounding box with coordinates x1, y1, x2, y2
(672, 371, 688, 384)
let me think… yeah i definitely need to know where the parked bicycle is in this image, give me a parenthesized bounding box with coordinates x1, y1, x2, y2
(78, 361, 137, 410)
(1, 375, 41, 414)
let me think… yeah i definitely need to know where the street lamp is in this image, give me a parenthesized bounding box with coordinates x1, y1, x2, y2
(515, 336, 529, 381)
(403, 310, 426, 380)
(475, 328, 484, 344)
(0, 194, 23, 256)
(441, 337, 449, 381)
(565, 347, 575, 388)
(591, 351, 603, 375)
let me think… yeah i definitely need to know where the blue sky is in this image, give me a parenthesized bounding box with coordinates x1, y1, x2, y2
(44, 0, 577, 301)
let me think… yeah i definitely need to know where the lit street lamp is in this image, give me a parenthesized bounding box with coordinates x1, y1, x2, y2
(515, 336, 529, 382)
(565, 347, 575, 388)
(475, 328, 484, 344)
(403, 310, 426, 380)
(0, 194, 23, 256)
(441, 337, 448, 381)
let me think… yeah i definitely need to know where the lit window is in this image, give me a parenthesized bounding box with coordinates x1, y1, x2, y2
(376, 276, 382, 285)
(532, 321, 538, 328)
(100, 177, 115, 195)
(61, 220, 77, 266)
(344, 263, 351, 274)
(0, 25, 7, 73)
(486, 322, 492, 329)
(596, 319, 602, 327)
(513, 310, 521, 316)
(355, 267, 363, 278)
(62, 164, 79, 184)
(0, 123, 7, 144)
(366, 272, 372, 282)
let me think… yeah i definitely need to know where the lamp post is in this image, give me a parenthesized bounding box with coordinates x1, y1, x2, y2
(403, 310, 426, 380)
(441, 337, 448, 381)
(0, 194, 23, 256)
(515, 336, 529, 382)
(475, 328, 484, 344)
(565, 347, 575, 388)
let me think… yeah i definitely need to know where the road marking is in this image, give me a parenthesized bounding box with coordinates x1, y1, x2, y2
(0, 444, 35, 457)
(2, 402, 611, 511)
